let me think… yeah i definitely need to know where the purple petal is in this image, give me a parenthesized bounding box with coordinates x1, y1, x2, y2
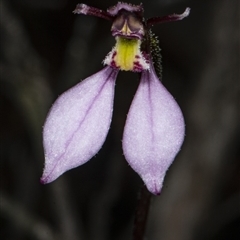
(122, 67, 185, 195)
(107, 3, 143, 16)
(41, 66, 118, 184)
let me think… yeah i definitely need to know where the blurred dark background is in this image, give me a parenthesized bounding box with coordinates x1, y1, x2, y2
(1, 0, 239, 239)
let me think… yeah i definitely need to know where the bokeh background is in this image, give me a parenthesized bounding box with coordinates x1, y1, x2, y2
(1, 0, 239, 239)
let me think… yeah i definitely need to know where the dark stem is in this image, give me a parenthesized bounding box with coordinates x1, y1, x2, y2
(132, 185, 152, 240)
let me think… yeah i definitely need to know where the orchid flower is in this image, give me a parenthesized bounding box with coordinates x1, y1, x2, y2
(40, 2, 190, 195)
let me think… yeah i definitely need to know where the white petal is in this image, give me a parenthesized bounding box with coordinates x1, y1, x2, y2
(41, 67, 118, 183)
(122, 67, 185, 194)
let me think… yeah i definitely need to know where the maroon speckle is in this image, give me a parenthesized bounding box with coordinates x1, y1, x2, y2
(134, 61, 142, 67)
(110, 60, 119, 69)
(133, 61, 143, 72)
(112, 51, 117, 58)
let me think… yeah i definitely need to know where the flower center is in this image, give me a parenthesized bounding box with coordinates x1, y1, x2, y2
(103, 36, 149, 72)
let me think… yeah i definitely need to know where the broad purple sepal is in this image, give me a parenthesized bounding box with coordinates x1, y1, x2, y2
(41, 67, 118, 184)
(107, 2, 143, 16)
(122, 66, 185, 195)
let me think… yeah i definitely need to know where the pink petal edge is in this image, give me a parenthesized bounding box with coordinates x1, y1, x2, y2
(41, 66, 118, 184)
(122, 67, 185, 195)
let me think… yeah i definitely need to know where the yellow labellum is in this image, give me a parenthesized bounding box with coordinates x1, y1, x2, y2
(114, 37, 140, 71)
(103, 36, 149, 71)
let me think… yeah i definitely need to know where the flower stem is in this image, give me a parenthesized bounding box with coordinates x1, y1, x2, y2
(132, 185, 152, 240)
